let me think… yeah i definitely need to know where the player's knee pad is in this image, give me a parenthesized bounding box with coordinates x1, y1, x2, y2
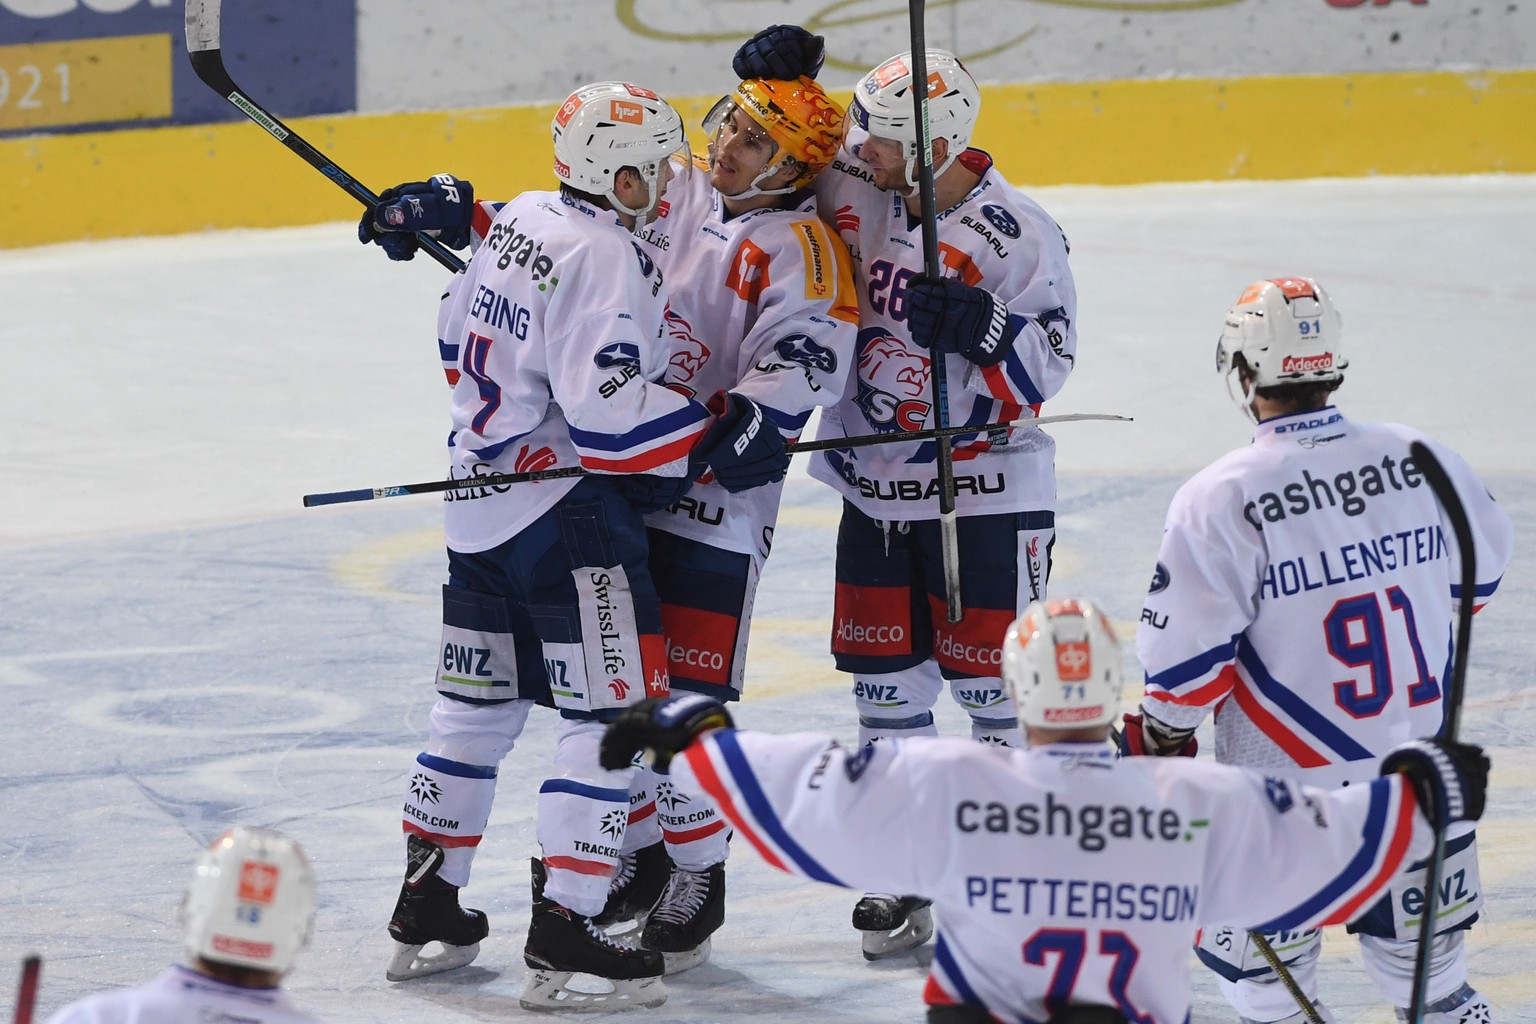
(1198, 926, 1321, 996)
(648, 529, 755, 698)
(426, 695, 532, 764)
(401, 751, 499, 888)
(1350, 829, 1482, 942)
(854, 663, 945, 741)
(651, 760, 730, 871)
(436, 585, 526, 702)
(1359, 931, 1471, 1010)
(538, 719, 640, 917)
(624, 765, 664, 851)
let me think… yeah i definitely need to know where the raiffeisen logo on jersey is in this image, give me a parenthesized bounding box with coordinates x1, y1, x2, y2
(1282, 352, 1335, 374)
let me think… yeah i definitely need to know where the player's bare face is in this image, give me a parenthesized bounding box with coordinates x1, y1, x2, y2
(856, 135, 911, 192)
(709, 107, 779, 195)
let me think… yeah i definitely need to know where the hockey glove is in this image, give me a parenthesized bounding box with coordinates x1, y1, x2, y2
(358, 174, 475, 261)
(692, 391, 790, 494)
(600, 695, 737, 772)
(1380, 738, 1489, 828)
(732, 24, 825, 81)
(1116, 712, 1198, 758)
(618, 473, 695, 515)
(906, 274, 1013, 367)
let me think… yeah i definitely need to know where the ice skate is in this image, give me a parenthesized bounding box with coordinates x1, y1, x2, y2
(593, 841, 671, 937)
(1396, 984, 1494, 1024)
(521, 858, 666, 1012)
(853, 892, 934, 960)
(640, 862, 725, 975)
(385, 834, 488, 981)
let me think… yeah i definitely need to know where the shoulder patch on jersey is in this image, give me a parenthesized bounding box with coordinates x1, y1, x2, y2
(1264, 776, 1295, 813)
(843, 741, 876, 783)
(595, 342, 641, 368)
(774, 333, 839, 373)
(1149, 562, 1170, 595)
(981, 203, 1021, 239)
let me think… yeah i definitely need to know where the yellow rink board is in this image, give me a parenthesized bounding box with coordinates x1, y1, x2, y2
(3, 68, 1534, 249)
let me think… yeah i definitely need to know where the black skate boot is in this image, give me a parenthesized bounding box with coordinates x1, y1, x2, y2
(385, 834, 489, 981)
(853, 892, 933, 960)
(521, 857, 666, 1011)
(639, 861, 725, 975)
(594, 841, 672, 931)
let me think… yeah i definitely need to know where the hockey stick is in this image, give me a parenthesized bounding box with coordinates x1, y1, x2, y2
(11, 955, 39, 1024)
(1249, 934, 1324, 1024)
(301, 412, 1132, 507)
(905, 0, 964, 625)
(183, 0, 465, 273)
(1404, 440, 1477, 1024)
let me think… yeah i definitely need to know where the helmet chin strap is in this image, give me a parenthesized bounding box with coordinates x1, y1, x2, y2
(899, 141, 962, 198)
(607, 164, 665, 233)
(709, 144, 798, 202)
(1224, 368, 1261, 424)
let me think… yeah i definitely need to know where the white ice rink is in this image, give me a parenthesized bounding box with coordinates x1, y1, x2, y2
(3, 174, 1534, 1022)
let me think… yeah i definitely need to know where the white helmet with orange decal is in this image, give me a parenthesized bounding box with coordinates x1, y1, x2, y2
(1216, 276, 1346, 415)
(1001, 598, 1123, 731)
(181, 827, 316, 975)
(551, 81, 691, 226)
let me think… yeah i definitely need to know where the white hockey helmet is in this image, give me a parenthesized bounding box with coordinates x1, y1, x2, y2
(845, 49, 981, 189)
(1216, 276, 1346, 415)
(1001, 599, 1122, 732)
(181, 827, 316, 975)
(551, 81, 691, 227)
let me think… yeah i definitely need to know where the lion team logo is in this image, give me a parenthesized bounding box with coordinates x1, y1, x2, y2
(854, 328, 931, 433)
(664, 307, 711, 395)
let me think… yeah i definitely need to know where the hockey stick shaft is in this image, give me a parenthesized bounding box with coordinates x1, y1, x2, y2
(1249, 933, 1324, 1024)
(182, 0, 465, 273)
(1404, 440, 1477, 1024)
(301, 412, 1132, 507)
(12, 955, 39, 1024)
(905, 0, 963, 625)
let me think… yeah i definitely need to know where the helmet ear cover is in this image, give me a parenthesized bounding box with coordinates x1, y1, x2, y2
(181, 827, 316, 976)
(1002, 599, 1123, 732)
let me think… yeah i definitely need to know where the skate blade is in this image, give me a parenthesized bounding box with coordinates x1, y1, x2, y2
(385, 939, 481, 981)
(518, 969, 667, 1012)
(860, 906, 934, 961)
(661, 937, 710, 976)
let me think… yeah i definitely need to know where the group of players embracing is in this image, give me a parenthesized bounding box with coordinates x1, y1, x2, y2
(351, 22, 1513, 1024)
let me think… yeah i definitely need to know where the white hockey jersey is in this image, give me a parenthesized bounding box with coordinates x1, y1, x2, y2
(42, 966, 319, 1024)
(673, 731, 1429, 1024)
(1137, 408, 1513, 789)
(435, 191, 712, 554)
(806, 149, 1077, 521)
(630, 170, 858, 558)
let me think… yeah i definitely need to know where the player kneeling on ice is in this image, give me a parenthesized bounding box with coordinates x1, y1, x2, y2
(599, 599, 1490, 1024)
(43, 827, 320, 1024)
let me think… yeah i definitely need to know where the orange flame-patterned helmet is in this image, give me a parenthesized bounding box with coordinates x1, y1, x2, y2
(729, 76, 846, 189)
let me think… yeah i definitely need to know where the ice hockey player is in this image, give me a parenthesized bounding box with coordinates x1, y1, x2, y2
(1126, 277, 1514, 1024)
(732, 23, 1078, 959)
(369, 82, 790, 1012)
(43, 827, 319, 1024)
(360, 76, 857, 975)
(598, 597, 1490, 1024)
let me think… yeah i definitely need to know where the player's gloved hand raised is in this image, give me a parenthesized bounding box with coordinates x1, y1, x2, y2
(600, 695, 737, 772)
(358, 174, 475, 261)
(1117, 712, 1198, 758)
(618, 473, 694, 515)
(906, 274, 1013, 367)
(691, 391, 790, 493)
(1381, 738, 1489, 828)
(732, 24, 825, 81)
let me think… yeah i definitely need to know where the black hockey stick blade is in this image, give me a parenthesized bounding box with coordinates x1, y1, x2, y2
(300, 413, 1133, 508)
(12, 955, 40, 1024)
(1404, 440, 1478, 1024)
(183, 0, 465, 273)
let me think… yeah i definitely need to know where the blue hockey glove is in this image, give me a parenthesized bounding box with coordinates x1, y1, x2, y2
(732, 24, 825, 81)
(1381, 738, 1489, 828)
(692, 391, 789, 494)
(906, 274, 1014, 367)
(618, 473, 695, 515)
(599, 695, 737, 771)
(358, 174, 475, 261)
(1116, 712, 1198, 758)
